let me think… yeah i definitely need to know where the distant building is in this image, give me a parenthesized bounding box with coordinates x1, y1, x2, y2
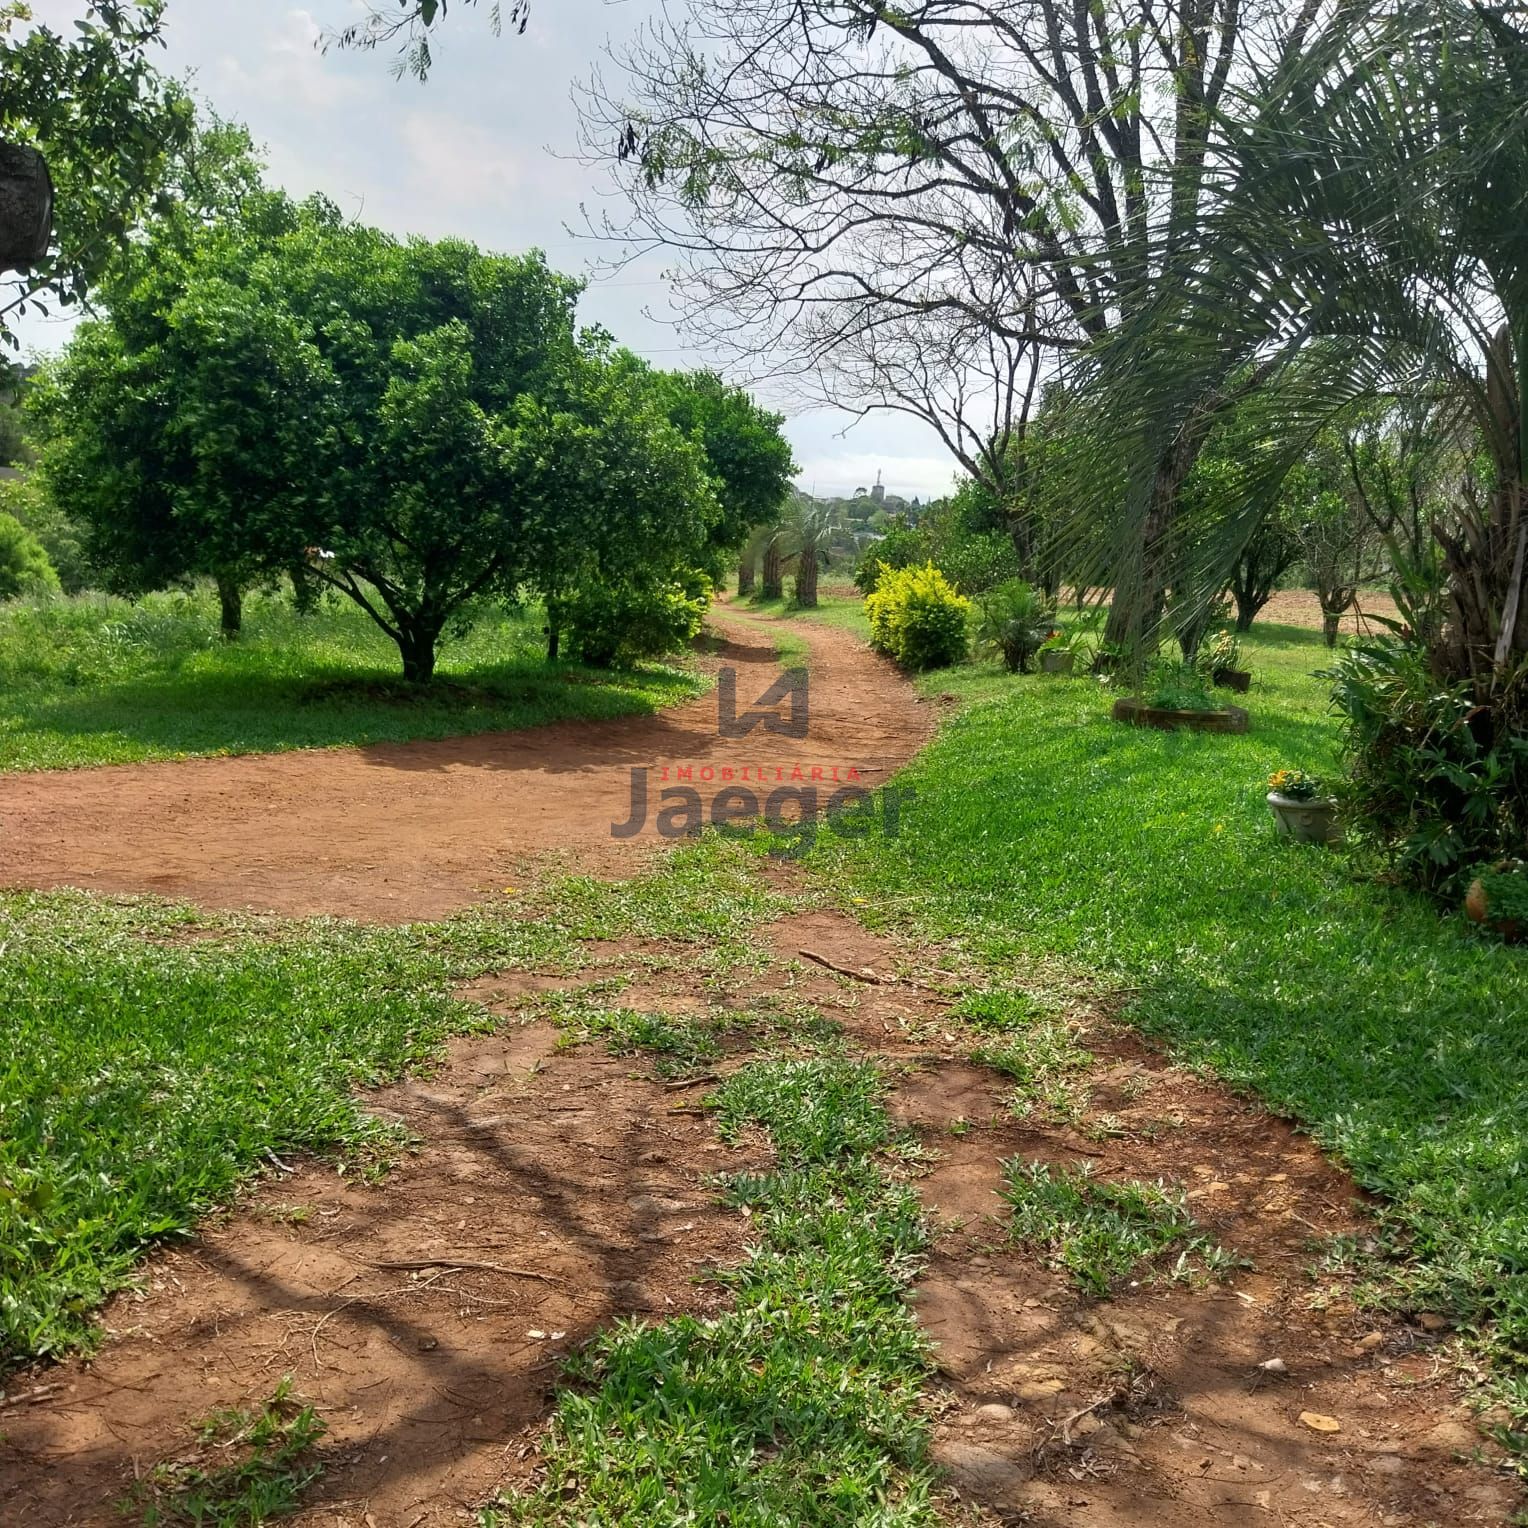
(870, 470, 886, 505)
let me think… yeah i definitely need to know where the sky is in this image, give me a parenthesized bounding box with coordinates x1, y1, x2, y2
(17, 0, 962, 502)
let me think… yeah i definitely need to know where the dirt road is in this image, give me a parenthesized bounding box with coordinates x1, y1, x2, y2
(0, 603, 932, 920)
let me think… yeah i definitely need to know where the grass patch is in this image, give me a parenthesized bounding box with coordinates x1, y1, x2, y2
(482, 1053, 936, 1526)
(1003, 1160, 1233, 1296)
(0, 586, 705, 771)
(807, 617, 1528, 1411)
(0, 837, 768, 1372)
(119, 1376, 325, 1526)
(955, 988, 1094, 1122)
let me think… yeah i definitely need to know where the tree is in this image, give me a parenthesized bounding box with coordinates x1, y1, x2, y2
(1077, 1, 1528, 690)
(1228, 513, 1300, 632)
(760, 526, 784, 600)
(40, 193, 725, 681)
(2, 1, 193, 341)
(0, 471, 90, 593)
(651, 369, 794, 575)
(577, 0, 1329, 653)
(780, 499, 835, 608)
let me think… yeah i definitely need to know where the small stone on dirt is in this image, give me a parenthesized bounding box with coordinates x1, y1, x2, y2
(1415, 1311, 1450, 1333)
(1257, 1357, 1288, 1373)
(934, 1441, 1032, 1497)
(1423, 1419, 1477, 1453)
(974, 1403, 1016, 1422)
(1298, 1411, 1342, 1433)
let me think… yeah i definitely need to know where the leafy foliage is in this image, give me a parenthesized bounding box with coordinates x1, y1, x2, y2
(864, 562, 970, 671)
(0, 507, 56, 599)
(1, 1, 194, 340)
(560, 572, 709, 668)
(36, 196, 725, 681)
(852, 529, 918, 595)
(1327, 637, 1528, 891)
(0, 471, 89, 592)
(974, 578, 1052, 673)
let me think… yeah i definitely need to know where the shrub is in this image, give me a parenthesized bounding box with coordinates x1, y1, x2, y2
(0, 475, 91, 593)
(1145, 659, 1218, 712)
(1197, 628, 1245, 677)
(562, 574, 709, 668)
(975, 579, 1052, 673)
(0, 510, 60, 600)
(932, 527, 1023, 596)
(852, 521, 926, 594)
(865, 562, 971, 670)
(1327, 636, 1528, 892)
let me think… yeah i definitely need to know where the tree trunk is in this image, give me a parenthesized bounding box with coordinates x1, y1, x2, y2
(1103, 412, 1214, 661)
(761, 540, 783, 599)
(546, 609, 561, 662)
(397, 621, 441, 683)
(795, 549, 819, 607)
(737, 552, 755, 595)
(215, 573, 242, 641)
(1322, 609, 1341, 647)
(0, 143, 54, 270)
(1233, 590, 1260, 631)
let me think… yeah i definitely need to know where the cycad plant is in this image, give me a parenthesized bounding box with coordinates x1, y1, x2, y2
(975, 578, 1052, 673)
(780, 500, 835, 607)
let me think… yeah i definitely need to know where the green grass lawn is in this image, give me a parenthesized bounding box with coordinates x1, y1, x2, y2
(800, 602, 1528, 1410)
(0, 586, 705, 771)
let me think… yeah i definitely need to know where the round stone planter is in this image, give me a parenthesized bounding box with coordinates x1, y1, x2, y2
(1113, 696, 1248, 734)
(1213, 667, 1251, 694)
(1039, 650, 1076, 675)
(1266, 792, 1340, 845)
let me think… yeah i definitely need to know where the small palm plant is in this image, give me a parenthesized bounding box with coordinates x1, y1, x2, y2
(976, 579, 1053, 673)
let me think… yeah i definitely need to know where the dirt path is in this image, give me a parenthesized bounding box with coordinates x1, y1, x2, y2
(0, 906, 1514, 1525)
(0, 602, 932, 921)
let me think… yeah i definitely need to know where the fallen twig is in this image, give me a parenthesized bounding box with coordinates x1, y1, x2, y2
(364, 1258, 564, 1286)
(799, 948, 884, 984)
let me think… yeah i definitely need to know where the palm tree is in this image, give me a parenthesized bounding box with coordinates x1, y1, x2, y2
(759, 521, 784, 599)
(1057, 0, 1527, 694)
(780, 501, 835, 607)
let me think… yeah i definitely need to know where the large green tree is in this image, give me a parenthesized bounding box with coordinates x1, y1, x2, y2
(39, 195, 726, 680)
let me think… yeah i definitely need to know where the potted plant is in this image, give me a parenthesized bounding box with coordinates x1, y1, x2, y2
(1465, 860, 1528, 942)
(1200, 630, 1251, 693)
(1266, 769, 1341, 844)
(1038, 628, 1081, 674)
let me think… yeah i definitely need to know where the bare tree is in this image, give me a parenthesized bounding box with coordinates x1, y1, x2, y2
(579, 0, 1325, 648)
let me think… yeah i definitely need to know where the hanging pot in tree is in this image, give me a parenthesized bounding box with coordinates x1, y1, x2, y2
(0, 143, 54, 270)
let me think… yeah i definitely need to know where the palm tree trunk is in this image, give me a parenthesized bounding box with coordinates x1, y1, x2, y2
(795, 549, 819, 607)
(762, 540, 783, 599)
(738, 551, 755, 595)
